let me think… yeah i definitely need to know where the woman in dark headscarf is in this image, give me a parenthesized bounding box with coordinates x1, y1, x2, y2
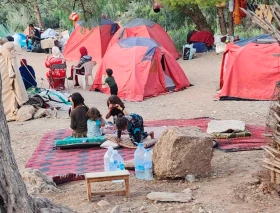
(68, 46, 93, 86)
(19, 59, 37, 90)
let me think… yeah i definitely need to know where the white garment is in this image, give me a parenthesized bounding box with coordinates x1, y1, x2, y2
(87, 119, 102, 137)
(229, 0, 234, 12)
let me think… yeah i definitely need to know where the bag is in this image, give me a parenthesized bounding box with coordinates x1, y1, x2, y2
(183, 44, 196, 60)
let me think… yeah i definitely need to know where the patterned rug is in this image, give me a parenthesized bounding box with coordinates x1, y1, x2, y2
(145, 117, 265, 152)
(26, 118, 265, 184)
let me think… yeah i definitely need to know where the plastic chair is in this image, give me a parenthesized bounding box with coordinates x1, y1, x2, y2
(49, 63, 68, 90)
(73, 61, 96, 90)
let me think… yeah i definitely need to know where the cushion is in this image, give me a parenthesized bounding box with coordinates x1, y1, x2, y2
(55, 136, 106, 148)
(100, 140, 120, 149)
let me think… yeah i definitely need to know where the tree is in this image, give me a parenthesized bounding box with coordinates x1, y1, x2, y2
(0, 44, 74, 212)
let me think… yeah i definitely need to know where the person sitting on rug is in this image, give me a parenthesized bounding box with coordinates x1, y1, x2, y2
(68, 46, 94, 87)
(87, 107, 105, 137)
(116, 113, 154, 145)
(19, 59, 37, 90)
(69, 92, 89, 138)
(105, 95, 127, 124)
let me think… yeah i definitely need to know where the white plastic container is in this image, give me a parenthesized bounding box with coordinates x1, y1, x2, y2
(144, 149, 153, 180)
(104, 146, 113, 172)
(134, 143, 145, 179)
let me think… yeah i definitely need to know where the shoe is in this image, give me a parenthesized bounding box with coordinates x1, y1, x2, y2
(68, 77, 73, 80)
(74, 84, 80, 87)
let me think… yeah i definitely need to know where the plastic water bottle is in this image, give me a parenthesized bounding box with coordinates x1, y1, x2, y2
(134, 143, 145, 179)
(104, 147, 113, 172)
(109, 150, 125, 171)
(144, 149, 153, 180)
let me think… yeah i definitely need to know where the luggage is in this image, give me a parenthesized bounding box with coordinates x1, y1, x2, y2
(183, 44, 196, 60)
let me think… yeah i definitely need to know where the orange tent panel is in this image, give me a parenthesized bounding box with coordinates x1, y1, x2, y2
(107, 18, 180, 60)
(218, 42, 280, 100)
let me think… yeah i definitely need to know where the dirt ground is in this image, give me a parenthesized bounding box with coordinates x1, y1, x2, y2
(7, 50, 278, 213)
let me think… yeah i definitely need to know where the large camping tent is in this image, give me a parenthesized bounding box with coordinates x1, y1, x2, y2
(0, 42, 29, 119)
(218, 42, 280, 100)
(107, 18, 180, 60)
(91, 37, 190, 101)
(63, 18, 119, 63)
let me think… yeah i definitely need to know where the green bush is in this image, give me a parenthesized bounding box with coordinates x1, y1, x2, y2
(168, 25, 195, 52)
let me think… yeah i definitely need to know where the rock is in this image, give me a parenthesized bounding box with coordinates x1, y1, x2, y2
(97, 200, 111, 207)
(34, 108, 50, 119)
(153, 127, 213, 179)
(186, 174, 196, 183)
(198, 207, 206, 213)
(21, 168, 59, 194)
(16, 105, 36, 122)
(110, 205, 122, 213)
(124, 159, 134, 169)
(207, 120, 245, 134)
(147, 192, 192, 203)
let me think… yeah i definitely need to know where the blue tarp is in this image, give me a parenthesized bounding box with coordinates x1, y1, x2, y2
(234, 34, 273, 47)
(118, 37, 160, 61)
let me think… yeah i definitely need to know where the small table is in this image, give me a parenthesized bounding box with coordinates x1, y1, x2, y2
(85, 170, 130, 202)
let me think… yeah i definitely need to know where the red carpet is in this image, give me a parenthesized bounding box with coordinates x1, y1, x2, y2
(145, 117, 265, 152)
(25, 129, 135, 184)
(26, 118, 265, 184)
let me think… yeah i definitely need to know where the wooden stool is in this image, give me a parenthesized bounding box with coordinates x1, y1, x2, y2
(85, 170, 130, 202)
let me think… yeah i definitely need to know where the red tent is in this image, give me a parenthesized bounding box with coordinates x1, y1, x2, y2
(91, 37, 190, 101)
(218, 42, 280, 100)
(107, 18, 180, 60)
(63, 19, 119, 63)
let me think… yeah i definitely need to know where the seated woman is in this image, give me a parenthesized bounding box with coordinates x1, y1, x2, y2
(68, 46, 93, 87)
(116, 113, 154, 145)
(45, 46, 66, 90)
(69, 92, 89, 138)
(105, 95, 127, 124)
(19, 59, 37, 90)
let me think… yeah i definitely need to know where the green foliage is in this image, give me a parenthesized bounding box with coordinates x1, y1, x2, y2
(159, 0, 229, 8)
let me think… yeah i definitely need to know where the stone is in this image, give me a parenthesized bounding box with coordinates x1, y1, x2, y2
(206, 120, 245, 134)
(97, 200, 111, 207)
(21, 168, 59, 194)
(147, 192, 192, 203)
(16, 105, 36, 122)
(153, 127, 213, 179)
(185, 175, 196, 183)
(34, 108, 50, 119)
(110, 205, 122, 213)
(139, 206, 146, 211)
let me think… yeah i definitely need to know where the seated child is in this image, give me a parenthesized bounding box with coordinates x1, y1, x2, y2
(69, 92, 88, 138)
(87, 107, 105, 137)
(116, 113, 154, 145)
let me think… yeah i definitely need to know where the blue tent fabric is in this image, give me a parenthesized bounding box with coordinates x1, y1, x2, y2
(234, 34, 273, 47)
(118, 37, 159, 61)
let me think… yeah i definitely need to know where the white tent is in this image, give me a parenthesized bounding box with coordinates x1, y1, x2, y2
(0, 42, 29, 120)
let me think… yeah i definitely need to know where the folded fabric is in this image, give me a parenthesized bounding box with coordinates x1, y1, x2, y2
(211, 130, 252, 139)
(207, 120, 246, 134)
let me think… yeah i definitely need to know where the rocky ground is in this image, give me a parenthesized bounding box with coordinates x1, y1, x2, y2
(8, 51, 277, 213)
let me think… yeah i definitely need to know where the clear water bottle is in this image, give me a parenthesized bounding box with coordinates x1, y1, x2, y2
(134, 143, 145, 179)
(109, 150, 125, 171)
(144, 149, 153, 180)
(104, 147, 113, 172)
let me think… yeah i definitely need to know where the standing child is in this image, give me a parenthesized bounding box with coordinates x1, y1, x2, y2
(69, 92, 88, 138)
(87, 107, 105, 137)
(104, 68, 118, 95)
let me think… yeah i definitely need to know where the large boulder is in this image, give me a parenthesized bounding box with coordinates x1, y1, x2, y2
(153, 127, 213, 179)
